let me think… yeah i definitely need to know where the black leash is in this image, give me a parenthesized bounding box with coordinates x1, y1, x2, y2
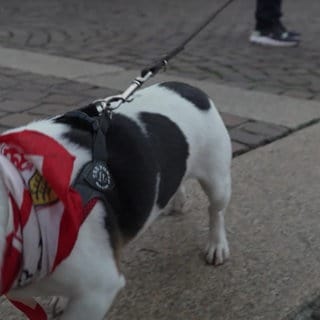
(141, 0, 236, 77)
(94, 0, 236, 114)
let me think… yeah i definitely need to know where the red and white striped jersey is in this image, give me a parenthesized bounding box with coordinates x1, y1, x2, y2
(0, 130, 91, 319)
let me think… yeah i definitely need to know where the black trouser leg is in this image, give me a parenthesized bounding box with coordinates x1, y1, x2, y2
(255, 0, 282, 31)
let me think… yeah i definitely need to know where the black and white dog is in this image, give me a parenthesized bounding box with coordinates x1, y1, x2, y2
(0, 82, 232, 319)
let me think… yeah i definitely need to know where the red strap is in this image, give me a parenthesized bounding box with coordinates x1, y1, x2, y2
(9, 298, 48, 320)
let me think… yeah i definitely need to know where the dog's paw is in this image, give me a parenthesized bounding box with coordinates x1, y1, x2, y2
(205, 240, 230, 266)
(50, 296, 68, 318)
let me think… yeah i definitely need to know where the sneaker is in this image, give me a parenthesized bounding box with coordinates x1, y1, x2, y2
(250, 27, 300, 47)
(276, 21, 301, 39)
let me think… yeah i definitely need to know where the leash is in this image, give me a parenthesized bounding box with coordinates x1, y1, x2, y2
(93, 0, 236, 114)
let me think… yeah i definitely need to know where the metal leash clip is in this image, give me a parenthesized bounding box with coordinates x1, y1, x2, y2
(93, 71, 154, 116)
(92, 0, 235, 116)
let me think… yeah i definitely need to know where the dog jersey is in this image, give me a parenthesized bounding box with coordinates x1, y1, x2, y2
(0, 130, 93, 319)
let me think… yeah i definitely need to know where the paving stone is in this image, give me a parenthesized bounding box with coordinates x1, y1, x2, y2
(14, 82, 55, 93)
(30, 103, 74, 116)
(0, 90, 9, 100)
(52, 81, 97, 94)
(82, 86, 119, 99)
(229, 127, 267, 147)
(0, 99, 36, 112)
(15, 72, 65, 86)
(26, 30, 50, 47)
(44, 93, 85, 105)
(10, 89, 47, 102)
(221, 112, 249, 129)
(241, 121, 289, 138)
(0, 112, 43, 128)
(0, 77, 18, 89)
(231, 141, 249, 156)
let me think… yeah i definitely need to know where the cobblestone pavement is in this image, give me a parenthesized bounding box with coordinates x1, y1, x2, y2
(0, 0, 319, 100)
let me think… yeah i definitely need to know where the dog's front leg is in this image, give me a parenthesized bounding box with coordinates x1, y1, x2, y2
(205, 207, 230, 265)
(59, 287, 121, 320)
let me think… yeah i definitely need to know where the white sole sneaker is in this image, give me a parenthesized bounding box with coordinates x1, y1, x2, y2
(249, 31, 299, 47)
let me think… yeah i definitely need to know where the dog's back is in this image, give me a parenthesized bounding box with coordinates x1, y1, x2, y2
(56, 81, 231, 241)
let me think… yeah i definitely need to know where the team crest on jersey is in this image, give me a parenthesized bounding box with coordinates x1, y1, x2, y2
(28, 170, 58, 205)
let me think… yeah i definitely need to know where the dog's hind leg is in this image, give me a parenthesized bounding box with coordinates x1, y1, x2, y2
(161, 185, 187, 216)
(199, 170, 231, 266)
(171, 184, 187, 213)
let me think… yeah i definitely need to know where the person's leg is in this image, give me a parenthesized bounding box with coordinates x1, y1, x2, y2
(250, 0, 299, 46)
(255, 0, 282, 31)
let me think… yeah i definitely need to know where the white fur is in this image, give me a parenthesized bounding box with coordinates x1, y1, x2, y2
(0, 83, 232, 319)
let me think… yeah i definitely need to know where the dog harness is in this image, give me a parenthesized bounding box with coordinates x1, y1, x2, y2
(0, 110, 115, 319)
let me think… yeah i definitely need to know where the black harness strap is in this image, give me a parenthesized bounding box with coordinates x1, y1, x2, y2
(62, 110, 115, 206)
(61, 109, 123, 253)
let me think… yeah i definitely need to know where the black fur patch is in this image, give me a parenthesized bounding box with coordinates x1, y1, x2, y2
(140, 112, 189, 208)
(55, 109, 189, 239)
(159, 81, 211, 111)
(55, 112, 158, 239)
(106, 114, 158, 238)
